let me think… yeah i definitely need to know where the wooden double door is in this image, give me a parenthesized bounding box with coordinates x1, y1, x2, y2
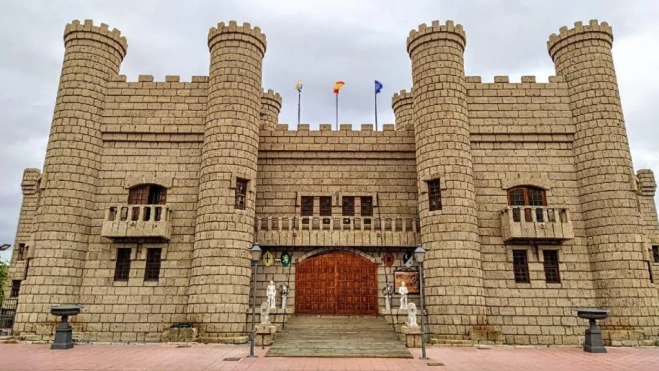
(295, 251, 378, 315)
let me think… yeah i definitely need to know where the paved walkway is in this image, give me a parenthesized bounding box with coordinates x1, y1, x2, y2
(0, 343, 657, 370)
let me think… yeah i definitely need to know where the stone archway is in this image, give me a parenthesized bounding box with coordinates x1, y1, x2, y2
(295, 250, 378, 315)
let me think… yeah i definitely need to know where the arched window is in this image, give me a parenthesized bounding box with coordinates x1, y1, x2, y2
(507, 186, 546, 222)
(127, 184, 167, 221)
(128, 184, 167, 205)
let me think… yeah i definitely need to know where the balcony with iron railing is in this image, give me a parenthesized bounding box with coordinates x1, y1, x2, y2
(500, 206, 574, 243)
(255, 215, 421, 247)
(101, 204, 172, 241)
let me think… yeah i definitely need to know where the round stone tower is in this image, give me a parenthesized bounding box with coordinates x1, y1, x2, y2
(391, 89, 413, 131)
(407, 21, 486, 340)
(548, 20, 659, 342)
(260, 89, 282, 129)
(188, 21, 266, 342)
(14, 19, 127, 337)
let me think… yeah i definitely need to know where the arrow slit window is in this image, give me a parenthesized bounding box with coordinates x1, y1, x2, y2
(234, 178, 248, 210)
(427, 179, 441, 211)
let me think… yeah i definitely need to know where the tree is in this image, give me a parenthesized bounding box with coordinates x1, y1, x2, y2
(0, 258, 8, 303)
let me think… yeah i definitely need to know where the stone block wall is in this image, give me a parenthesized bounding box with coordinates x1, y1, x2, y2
(75, 139, 201, 342)
(5, 17, 659, 346)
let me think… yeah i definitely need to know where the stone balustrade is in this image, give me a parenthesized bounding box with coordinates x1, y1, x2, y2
(101, 204, 172, 240)
(255, 216, 421, 247)
(500, 206, 574, 243)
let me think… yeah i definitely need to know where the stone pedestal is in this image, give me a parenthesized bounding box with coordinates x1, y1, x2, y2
(576, 308, 609, 353)
(401, 325, 422, 348)
(50, 305, 81, 350)
(255, 324, 277, 346)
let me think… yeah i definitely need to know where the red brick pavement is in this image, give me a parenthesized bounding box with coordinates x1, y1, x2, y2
(0, 343, 657, 371)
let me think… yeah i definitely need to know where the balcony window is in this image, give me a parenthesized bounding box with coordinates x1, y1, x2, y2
(361, 196, 373, 217)
(320, 197, 332, 216)
(342, 197, 355, 216)
(507, 186, 546, 222)
(128, 184, 167, 221)
(16, 243, 25, 261)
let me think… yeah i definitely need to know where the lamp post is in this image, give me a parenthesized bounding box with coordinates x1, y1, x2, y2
(414, 245, 428, 360)
(0, 244, 10, 251)
(248, 243, 262, 358)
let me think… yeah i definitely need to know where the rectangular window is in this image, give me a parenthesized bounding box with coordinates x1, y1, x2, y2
(144, 248, 162, 281)
(543, 250, 561, 284)
(512, 250, 530, 283)
(361, 196, 373, 217)
(234, 178, 248, 210)
(427, 179, 442, 211)
(114, 248, 132, 281)
(17, 243, 25, 261)
(319, 197, 332, 217)
(342, 196, 355, 216)
(10, 280, 21, 297)
(301, 196, 314, 216)
(653, 245, 659, 263)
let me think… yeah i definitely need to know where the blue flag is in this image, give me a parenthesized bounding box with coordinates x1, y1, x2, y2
(375, 80, 383, 94)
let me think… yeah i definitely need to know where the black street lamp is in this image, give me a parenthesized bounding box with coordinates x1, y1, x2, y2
(414, 245, 428, 360)
(0, 244, 10, 251)
(248, 243, 262, 358)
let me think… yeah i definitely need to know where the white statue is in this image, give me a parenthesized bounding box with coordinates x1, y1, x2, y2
(383, 284, 393, 311)
(267, 280, 276, 309)
(406, 302, 418, 327)
(280, 284, 289, 309)
(260, 302, 270, 324)
(398, 281, 409, 310)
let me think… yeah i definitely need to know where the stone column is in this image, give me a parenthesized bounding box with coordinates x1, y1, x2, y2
(188, 21, 266, 343)
(391, 89, 413, 131)
(13, 20, 127, 339)
(407, 21, 486, 340)
(548, 20, 659, 343)
(260, 89, 282, 129)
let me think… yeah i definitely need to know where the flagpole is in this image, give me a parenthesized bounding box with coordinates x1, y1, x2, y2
(335, 94, 339, 130)
(297, 91, 301, 127)
(374, 91, 378, 131)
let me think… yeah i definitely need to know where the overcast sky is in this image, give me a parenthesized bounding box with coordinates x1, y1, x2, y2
(1, 0, 658, 261)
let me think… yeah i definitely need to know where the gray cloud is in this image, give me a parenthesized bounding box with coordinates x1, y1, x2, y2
(1, 0, 658, 260)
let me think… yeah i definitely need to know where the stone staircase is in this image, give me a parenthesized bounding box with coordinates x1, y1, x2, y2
(265, 315, 412, 358)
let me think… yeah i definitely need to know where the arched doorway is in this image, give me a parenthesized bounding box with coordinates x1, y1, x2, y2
(295, 251, 378, 315)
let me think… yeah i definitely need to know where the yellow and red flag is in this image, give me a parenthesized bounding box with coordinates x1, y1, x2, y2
(333, 81, 345, 94)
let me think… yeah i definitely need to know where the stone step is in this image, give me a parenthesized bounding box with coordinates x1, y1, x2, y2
(266, 315, 412, 358)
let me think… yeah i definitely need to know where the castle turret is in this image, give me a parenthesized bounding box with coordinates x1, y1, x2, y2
(407, 21, 486, 340)
(548, 21, 659, 342)
(13, 20, 127, 338)
(188, 21, 266, 342)
(260, 89, 282, 129)
(391, 89, 413, 131)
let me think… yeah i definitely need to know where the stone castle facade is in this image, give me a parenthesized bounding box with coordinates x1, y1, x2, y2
(3, 18, 659, 346)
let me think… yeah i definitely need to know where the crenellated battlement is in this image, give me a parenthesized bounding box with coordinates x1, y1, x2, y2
(20, 168, 41, 195)
(266, 123, 398, 133)
(262, 89, 282, 108)
(208, 21, 266, 55)
(547, 20, 613, 60)
(637, 169, 656, 197)
(64, 19, 128, 58)
(391, 89, 413, 111)
(464, 75, 566, 84)
(406, 20, 466, 55)
(108, 74, 209, 84)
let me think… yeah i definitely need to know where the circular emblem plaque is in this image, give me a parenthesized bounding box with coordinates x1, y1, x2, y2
(383, 252, 395, 267)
